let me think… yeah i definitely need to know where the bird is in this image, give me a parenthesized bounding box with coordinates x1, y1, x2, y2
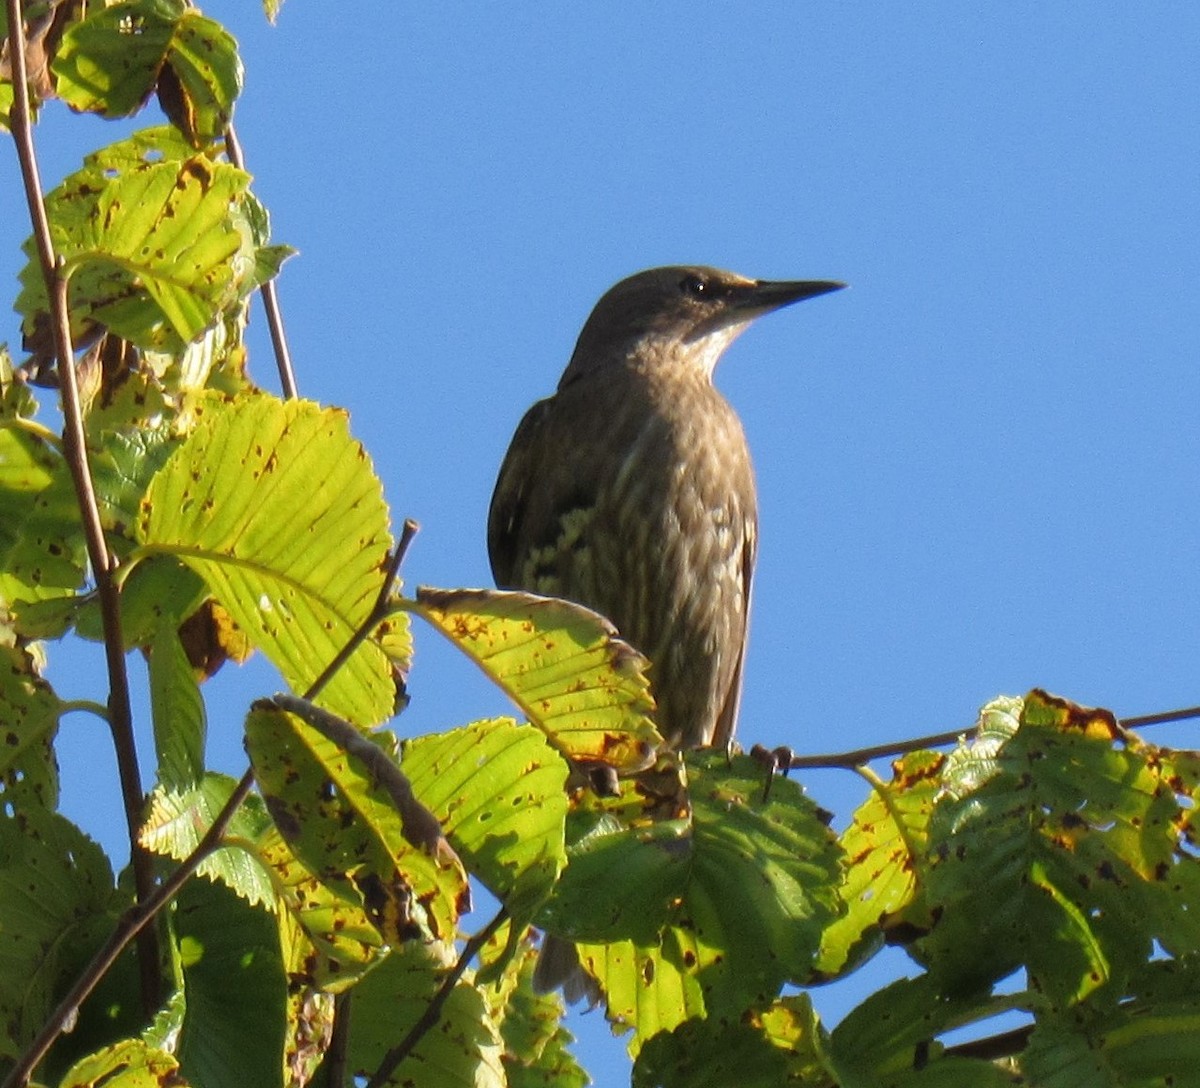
(488, 266, 843, 751)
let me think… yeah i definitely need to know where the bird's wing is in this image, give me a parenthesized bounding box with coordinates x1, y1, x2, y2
(710, 517, 756, 749)
(487, 395, 555, 586)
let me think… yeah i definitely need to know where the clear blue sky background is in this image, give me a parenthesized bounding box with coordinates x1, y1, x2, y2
(4, 3, 1199, 1082)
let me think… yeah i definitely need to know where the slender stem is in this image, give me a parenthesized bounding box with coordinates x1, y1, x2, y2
(1123, 705, 1200, 729)
(365, 909, 509, 1088)
(1, 771, 256, 1088)
(303, 518, 420, 701)
(4, 0, 158, 1011)
(223, 124, 298, 400)
(787, 702, 1200, 771)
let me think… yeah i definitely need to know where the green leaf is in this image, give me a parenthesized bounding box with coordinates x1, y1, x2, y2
(411, 587, 661, 772)
(148, 622, 205, 790)
(1022, 959, 1200, 1087)
(816, 749, 943, 978)
(174, 876, 286, 1088)
(245, 702, 468, 943)
(0, 809, 133, 1068)
(584, 753, 842, 1050)
(537, 762, 692, 946)
(484, 932, 586, 1088)
(0, 641, 62, 810)
(918, 690, 1190, 1006)
(17, 136, 254, 354)
(261, 827, 384, 989)
(346, 942, 505, 1088)
(53, 0, 243, 145)
(402, 718, 569, 922)
(633, 995, 831, 1088)
(136, 394, 398, 725)
(140, 773, 274, 905)
(830, 975, 1022, 1087)
(58, 1039, 183, 1088)
(0, 424, 86, 607)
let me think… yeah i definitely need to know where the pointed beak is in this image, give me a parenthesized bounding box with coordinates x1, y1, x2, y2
(742, 279, 846, 314)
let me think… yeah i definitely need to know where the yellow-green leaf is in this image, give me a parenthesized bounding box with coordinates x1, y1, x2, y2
(136, 394, 397, 725)
(410, 587, 660, 772)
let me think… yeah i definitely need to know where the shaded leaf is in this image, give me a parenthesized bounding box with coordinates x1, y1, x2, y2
(0, 640, 62, 810)
(634, 995, 831, 1088)
(584, 752, 842, 1051)
(346, 942, 505, 1088)
(148, 621, 205, 790)
(53, 0, 242, 145)
(919, 690, 1192, 1006)
(174, 876, 286, 1088)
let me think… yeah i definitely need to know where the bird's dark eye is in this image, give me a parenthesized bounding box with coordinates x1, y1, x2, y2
(680, 273, 708, 298)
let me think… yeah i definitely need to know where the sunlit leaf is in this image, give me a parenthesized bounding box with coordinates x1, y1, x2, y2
(402, 718, 569, 921)
(58, 1039, 183, 1088)
(816, 749, 943, 977)
(411, 587, 660, 772)
(0, 424, 85, 607)
(136, 394, 397, 725)
(245, 702, 468, 943)
(140, 772, 273, 905)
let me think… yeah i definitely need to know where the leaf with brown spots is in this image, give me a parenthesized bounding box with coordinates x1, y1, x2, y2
(410, 586, 661, 773)
(53, 0, 242, 146)
(918, 690, 1198, 1007)
(136, 394, 402, 726)
(815, 748, 944, 979)
(244, 701, 469, 945)
(402, 717, 569, 923)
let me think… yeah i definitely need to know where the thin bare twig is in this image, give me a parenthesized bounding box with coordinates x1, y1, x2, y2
(303, 518, 420, 701)
(1123, 704, 1200, 730)
(4, 0, 158, 1011)
(223, 123, 298, 400)
(1, 771, 256, 1088)
(365, 909, 509, 1088)
(783, 701, 1200, 772)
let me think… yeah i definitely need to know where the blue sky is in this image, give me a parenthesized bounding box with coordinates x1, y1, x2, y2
(5, 3, 1199, 1081)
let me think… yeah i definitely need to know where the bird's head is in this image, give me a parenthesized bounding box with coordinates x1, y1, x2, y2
(561, 265, 844, 387)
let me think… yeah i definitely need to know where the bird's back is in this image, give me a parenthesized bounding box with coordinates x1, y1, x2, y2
(488, 362, 757, 749)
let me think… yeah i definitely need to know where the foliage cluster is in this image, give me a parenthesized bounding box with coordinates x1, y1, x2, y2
(1, 3, 1197, 1087)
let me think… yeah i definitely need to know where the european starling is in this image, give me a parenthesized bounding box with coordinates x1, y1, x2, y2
(488, 266, 842, 750)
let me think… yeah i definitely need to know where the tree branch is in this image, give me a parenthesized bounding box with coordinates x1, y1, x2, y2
(779, 702, 1200, 771)
(223, 123, 298, 400)
(4, 0, 159, 1012)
